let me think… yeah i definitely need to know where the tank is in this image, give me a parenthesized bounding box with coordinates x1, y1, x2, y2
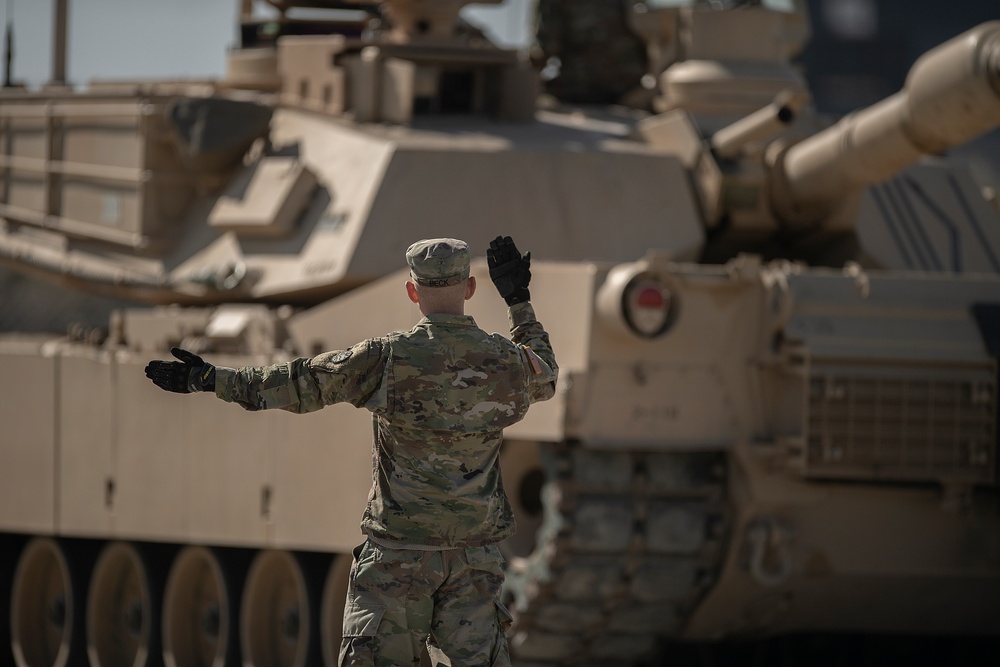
(1, 1, 1000, 665)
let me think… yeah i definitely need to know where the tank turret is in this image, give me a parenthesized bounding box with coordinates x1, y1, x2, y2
(773, 21, 1000, 228)
(0, 0, 540, 305)
(638, 19, 1000, 268)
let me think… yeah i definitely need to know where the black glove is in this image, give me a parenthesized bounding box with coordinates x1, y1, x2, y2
(487, 235, 531, 306)
(144, 347, 216, 393)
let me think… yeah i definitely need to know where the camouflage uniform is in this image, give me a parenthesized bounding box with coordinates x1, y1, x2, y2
(214, 239, 558, 666)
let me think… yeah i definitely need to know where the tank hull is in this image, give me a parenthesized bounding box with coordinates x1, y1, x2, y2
(2, 259, 999, 664)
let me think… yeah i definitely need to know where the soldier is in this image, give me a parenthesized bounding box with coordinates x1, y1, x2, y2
(144, 236, 558, 666)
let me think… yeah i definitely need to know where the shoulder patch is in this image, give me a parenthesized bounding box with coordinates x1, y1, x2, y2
(329, 349, 352, 364)
(312, 348, 353, 369)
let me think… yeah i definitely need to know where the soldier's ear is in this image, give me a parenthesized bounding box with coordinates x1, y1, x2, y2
(405, 280, 420, 304)
(465, 276, 476, 301)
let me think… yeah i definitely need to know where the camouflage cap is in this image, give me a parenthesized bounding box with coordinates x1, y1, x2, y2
(406, 238, 471, 287)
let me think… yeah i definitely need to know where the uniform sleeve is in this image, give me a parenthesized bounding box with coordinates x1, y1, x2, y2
(508, 301, 559, 403)
(214, 338, 387, 413)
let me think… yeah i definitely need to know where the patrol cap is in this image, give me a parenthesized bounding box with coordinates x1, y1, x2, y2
(405, 238, 471, 287)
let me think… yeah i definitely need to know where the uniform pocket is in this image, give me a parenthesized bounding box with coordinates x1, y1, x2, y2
(339, 602, 386, 667)
(257, 383, 295, 409)
(495, 599, 513, 634)
(490, 599, 514, 666)
(465, 543, 505, 568)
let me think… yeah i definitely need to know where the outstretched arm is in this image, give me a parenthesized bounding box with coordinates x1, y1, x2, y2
(145, 339, 387, 413)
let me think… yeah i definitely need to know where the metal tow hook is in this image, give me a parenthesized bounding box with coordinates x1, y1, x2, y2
(746, 517, 792, 587)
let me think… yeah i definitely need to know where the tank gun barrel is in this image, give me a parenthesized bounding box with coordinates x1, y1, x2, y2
(774, 21, 1000, 227)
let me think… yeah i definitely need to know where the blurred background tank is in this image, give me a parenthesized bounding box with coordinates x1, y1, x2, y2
(1, 1, 1000, 666)
(534, 0, 1000, 191)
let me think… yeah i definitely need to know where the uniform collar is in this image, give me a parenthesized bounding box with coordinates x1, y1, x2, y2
(419, 313, 478, 327)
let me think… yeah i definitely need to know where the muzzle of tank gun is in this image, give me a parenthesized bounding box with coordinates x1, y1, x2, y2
(710, 90, 808, 161)
(770, 21, 1000, 229)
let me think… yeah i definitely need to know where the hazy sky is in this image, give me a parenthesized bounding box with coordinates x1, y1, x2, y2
(1, 0, 533, 88)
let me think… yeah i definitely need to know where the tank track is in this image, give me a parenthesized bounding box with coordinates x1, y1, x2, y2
(504, 444, 729, 666)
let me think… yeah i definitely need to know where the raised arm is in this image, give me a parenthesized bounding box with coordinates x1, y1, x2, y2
(487, 235, 558, 402)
